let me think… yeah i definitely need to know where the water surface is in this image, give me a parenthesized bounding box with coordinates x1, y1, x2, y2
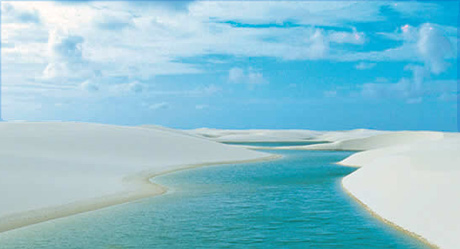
(0, 148, 429, 249)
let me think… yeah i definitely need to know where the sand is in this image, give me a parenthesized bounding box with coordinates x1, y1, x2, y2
(187, 128, 322, 142)
(339, 132, 460, 249)
(0, 122, 273, 232)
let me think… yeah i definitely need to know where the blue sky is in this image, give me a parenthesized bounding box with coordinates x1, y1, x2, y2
(1, 1, 458, 131)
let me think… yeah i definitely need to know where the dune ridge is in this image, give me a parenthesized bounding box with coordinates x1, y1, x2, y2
(0, 122, 274, 232)
(338, 133, 460, 249)
(187, 128, 322, 142)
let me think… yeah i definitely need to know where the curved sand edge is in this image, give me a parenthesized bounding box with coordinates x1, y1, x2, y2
(340, 180, 439, 249)
(336, 133, 460, 249)
(0, 154, 281, 233)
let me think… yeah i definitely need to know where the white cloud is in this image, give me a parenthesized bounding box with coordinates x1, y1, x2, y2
(329, 28, 365, 45)
(307, 29, 329, 59)
(389, 2, 441, 17)
(94, 13, 133, 31)
(0, 1, 388, 81)
(200, 85, 221, 95)
(188, 2, 385, 26)
(228, 68, 245, 83)
(344, 22, 456, 104)
(112, 81, 146, 94)
(1, 3, 41, 24)
(324, 90, 338, 98)
(358, 65, 454, 104)
(4, 1, 448, 84)
(361, 67, 416, 100)
(148, 102, 170, 110)
(42, 29, 96, 80)
(361, 79, 412, 99)
(345, 23, 456, 71)
(1, 1, 456, 107)
(406, 97, 423, 104)
(229, 67, 268, 85)
(80, 80, 99, 92)
(438, 92, 458, 102)
(195, 104, 209, 110)
(355, 62, 376, 70)
(417, 23, 454, 74)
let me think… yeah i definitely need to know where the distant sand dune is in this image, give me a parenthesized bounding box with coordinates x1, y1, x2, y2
(187, 128, 322, 142)
(299, 131, 443, 151)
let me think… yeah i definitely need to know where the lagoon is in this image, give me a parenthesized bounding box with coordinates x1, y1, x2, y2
(0, 148, 429, 249)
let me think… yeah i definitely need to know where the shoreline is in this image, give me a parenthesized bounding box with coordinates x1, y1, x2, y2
(0, 154, 281, 234)
(340, 180, 439, 249)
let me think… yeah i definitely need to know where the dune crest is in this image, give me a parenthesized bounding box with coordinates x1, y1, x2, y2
(338, 133, 460, 249)
(0, 122, 272, 232)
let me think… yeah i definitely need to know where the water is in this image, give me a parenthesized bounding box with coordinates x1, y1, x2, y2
(0, 147, 429, 249)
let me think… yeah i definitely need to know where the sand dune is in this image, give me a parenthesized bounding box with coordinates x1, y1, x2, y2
(338, 133, 460, 249)
(187, 128, 388, 144)
(187, 128, 322, 142)
(309, 129, 387, 142)
(302, 131, 443, 151)
(0, 122, 272, 232)
(259, 131, 443, 151)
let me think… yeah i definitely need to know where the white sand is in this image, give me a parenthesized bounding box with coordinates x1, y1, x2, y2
(187, 128, 322, 142)
(309, 129, 388, 142)
(0, 122, 273, 232)
(339, 132, 460, 249)
(295, 131, 443, 151)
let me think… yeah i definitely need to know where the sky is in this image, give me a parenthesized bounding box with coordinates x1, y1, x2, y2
(1, 1, 458, 131)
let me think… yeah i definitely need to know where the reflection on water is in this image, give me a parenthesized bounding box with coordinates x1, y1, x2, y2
(0, 149, 429, 249)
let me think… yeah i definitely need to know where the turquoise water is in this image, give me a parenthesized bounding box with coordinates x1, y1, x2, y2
(0, 148, 429, 249)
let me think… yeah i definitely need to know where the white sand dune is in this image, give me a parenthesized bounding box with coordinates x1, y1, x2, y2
(187, 128, 322, 142)
(255, 131, 442, 151)
(299, 131, 443, 151)
(0, 122, 273, 232)
(339, 133, 460, 249)
(309, 129, 387, 142)
(187, 128, 387, 145)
